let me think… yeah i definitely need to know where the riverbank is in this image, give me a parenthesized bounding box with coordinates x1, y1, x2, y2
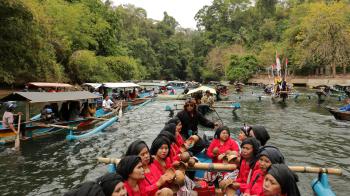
(248, 75, 350, 87)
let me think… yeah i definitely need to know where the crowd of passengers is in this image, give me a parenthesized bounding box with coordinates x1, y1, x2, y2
(65, 98, 300, 196)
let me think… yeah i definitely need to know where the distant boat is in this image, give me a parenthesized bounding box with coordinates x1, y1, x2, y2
(326, 106, 350, 121)
(0, 91, 103, 145)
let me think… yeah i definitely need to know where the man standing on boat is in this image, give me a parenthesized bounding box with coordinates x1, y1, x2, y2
(2, 103, 25, 139)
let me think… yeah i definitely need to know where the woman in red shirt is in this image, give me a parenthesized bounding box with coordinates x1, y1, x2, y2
(166, 117, 184, 147)
(207, 126, 240, 163)
(263, 164, 300, 196)
(244, 146, 285, 196)
(232, 137, 261, 193)
(125, 140, 173, 195)
(149, 136, 172, 175)
(116, 155, 146, 196)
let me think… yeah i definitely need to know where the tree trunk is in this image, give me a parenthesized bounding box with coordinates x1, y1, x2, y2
(332, 63, 336, 78)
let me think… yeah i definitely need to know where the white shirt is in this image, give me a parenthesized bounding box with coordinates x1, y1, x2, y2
(102, 99, 114, 109)
(2, 111, 14, 128)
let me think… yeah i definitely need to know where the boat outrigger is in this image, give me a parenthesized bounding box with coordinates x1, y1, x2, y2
(0, 91, 115, 144)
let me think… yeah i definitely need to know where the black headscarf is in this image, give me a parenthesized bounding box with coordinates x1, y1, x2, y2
(97, 173, 124, 196)
(150, 136, 171, 158)
(259, 146, 285, 164)
(64, 181, 104, 196)
(251, 125, 270, 146)
(267, 164, 300, 196)
(125, 140, 149, 156)
(166, 117, 181, 125)
(161, 123, 177, 138)
(214, 126, 230, 139)
(116, 155, 141, 181)
(241, 137, 261, 168)
(158, 131, 176, 144)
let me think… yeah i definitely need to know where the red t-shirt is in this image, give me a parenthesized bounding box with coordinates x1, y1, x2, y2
(206, 138, 240, 163)
(236, 159, 260, 193)
(124, 180, 147, 196)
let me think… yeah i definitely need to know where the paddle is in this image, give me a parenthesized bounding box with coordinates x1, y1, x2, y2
(14, 115, 21, 151)
(97, 157, 342, 175)
(118, 104, 123, 118)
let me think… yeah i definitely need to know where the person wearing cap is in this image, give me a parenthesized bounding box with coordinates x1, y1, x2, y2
(2, 103, 24, 139)
(201, 90, 215, 107)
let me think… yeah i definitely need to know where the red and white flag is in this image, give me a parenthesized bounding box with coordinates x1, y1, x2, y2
(276, 51, 281, 72)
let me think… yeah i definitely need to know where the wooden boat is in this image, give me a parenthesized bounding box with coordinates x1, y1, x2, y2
(325, 106, 350, 121)
(0, 91, 101, 145)
(156, 94, 187, 100)
(66, 98, 154, 141)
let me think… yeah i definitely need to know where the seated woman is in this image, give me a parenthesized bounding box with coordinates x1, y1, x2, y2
(207, 126, 240, 163)
(149, 136, 172, 175)
(231, 138, 261, 193)
(339, 99, 350, 111)
(238, 125, 270, 146)
(64, 173, 126, 196)
(243, 146, 285, 196)
(263, 164, 300, 196)
(159, 124, 181, 162)
(80, 102, 97, 118)
(116, 155, 146, 196)
(166, 117, 184, 147)
(125, 140, 173, 196)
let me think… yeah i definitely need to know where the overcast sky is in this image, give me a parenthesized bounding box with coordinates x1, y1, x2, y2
(110, 0, 213, 29)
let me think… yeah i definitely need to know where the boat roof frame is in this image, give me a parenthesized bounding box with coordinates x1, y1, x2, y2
(0, 91, 101, 103)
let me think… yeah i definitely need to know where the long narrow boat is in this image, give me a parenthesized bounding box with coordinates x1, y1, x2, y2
(65, 98, 154, 141)
(325, 106, 350, 121)
(0, 91, 101, 145)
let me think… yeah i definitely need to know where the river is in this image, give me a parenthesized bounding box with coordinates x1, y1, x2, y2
(0, 86, 349, 196)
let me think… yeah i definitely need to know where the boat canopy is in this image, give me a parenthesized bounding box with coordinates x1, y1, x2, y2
(82, 83, 102, 89)
(187, 86, 217, 95)
(27, 82, 73, 88)
(138, 82, 165, 87)
(0, 91, 101, 103)
(103, 82, 140, 88)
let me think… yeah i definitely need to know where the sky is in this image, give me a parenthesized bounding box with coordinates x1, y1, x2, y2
(110, 0, 213, 29)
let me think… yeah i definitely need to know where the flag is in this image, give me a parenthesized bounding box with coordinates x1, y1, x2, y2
(276, 51, 281, 72)
(285, 58, 288, 78)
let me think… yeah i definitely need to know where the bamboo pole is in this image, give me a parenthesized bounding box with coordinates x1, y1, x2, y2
(97, 157, 342, 175)
(86, 117, 109, 121)
(38, 123, 78, 130)
(289, 166, 342, 176)
(14, 115, 21, 151)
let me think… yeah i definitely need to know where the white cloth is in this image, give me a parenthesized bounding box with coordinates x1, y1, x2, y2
(2, 111, 14, 128)
(102, 99, 114, 109)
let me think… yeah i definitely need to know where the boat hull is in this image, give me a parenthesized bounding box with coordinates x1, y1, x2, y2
(156, 94, 187, 100)
(326, 107, 350, 121)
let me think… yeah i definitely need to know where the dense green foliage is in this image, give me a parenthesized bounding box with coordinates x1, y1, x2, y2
(1, 0, 350, 85)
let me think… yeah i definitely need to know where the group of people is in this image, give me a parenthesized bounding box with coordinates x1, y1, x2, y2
(65, 97, 301, 196)
(40, 101, 97, 122)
